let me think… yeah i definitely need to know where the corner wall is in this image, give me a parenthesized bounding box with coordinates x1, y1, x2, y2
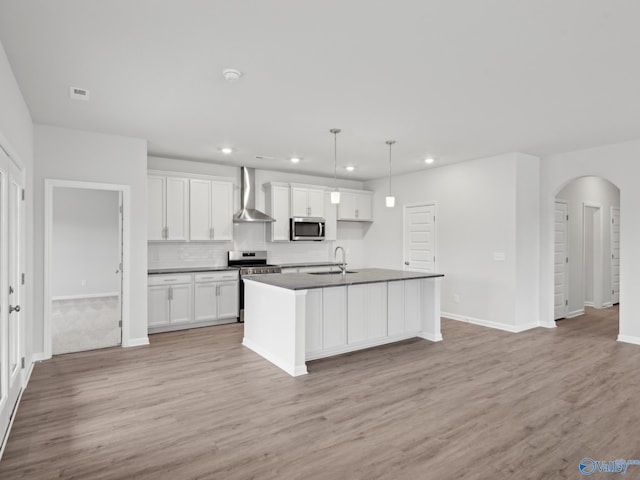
(34, 125, 148, 351)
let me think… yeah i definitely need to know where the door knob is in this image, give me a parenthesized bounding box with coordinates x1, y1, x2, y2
(9, 304, 20, 314)
(404, 261, 409, 265)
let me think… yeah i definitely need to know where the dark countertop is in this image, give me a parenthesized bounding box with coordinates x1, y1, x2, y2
(148, 266, 237, 275)
(278, 261, 342, 268)
(243, 268, 444, 290)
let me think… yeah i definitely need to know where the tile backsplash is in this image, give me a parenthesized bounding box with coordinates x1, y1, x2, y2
(148, 222, 365, 269)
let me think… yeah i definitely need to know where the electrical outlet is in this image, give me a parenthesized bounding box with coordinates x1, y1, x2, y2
(493, 252, 506, 261)
(454, 294, 460, 304)
(81, 279, 87, 287)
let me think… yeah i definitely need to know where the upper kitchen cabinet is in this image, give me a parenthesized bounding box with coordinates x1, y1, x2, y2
(291, 184, 325, 218)
(148, 174, 189, 241)
(338, 189, 373, 222)
(265, 182, 290, 242)
(190, 178, 234, 241)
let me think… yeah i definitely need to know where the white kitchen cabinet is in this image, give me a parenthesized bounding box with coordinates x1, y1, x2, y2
(305, 289, 324, 354)
(265, 182, 290, 242)
(387, 279, 422, 336)
(148, 174, 190, 241)
(291, 184, 325, 218)
(189, 178, 233, 241)
(147, 274, 193, 329)
(348, 282, 387, 344)
(338, 189, 373, 222)
(149, 270, 238, 332)
(322, 287, 348, 349)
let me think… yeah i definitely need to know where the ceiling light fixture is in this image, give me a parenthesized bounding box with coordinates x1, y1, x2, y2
(425, 157, 435, 164)
(222, 68, 243, 82)
(385, 140, 396, 208)
(345, 166, 355, 172)
(330, 129, 341, 204)
(290, 157, 301, 164)
(220, 147, 233, 154)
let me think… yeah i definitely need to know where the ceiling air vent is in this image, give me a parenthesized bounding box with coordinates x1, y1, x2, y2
(69, 87, 90, 101)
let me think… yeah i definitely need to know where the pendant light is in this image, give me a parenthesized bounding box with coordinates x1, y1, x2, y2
(330, 128, 341, 204)
(385, 140, 396, 208)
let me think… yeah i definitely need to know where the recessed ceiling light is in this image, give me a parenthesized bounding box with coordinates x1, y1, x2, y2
(345, 166, 355, 172)
(425, 157, 435, 164)
(222, 69, 243, 82)
(290, 157, 301, 164)
(220, 147, 233, 154)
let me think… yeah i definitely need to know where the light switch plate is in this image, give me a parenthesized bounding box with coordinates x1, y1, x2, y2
(493, 252, 506, 261)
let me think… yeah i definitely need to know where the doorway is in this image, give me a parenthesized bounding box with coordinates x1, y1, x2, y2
(44, 180, 131, 358)
(554, 176, 619, 336)
(403, 202, 437, 272)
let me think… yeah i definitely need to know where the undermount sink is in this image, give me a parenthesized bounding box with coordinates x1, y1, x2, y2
(309, 270, 358, 275)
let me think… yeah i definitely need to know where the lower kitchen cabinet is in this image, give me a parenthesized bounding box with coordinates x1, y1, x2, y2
(348, 282, 387, 344)
(148, 270, 239, 333)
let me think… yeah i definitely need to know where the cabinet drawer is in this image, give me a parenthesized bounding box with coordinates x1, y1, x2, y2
(148, 274, 192, 286)
(194, 271, 238, 283)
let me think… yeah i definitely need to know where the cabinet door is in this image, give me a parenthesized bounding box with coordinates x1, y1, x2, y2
(323, 287, 347, 348)
(217, 281, 239, 318)
(190, 179, 212, 240)
(166, 177, 189, 241)
(356, 192, 372, 221)
(147, 175, 166, 241)
(194, 282, 218, 322)
(338, 191, 357, 220)
(170, 284, 192, 324)
(387, 281, 405, 336)
(306, 289, 323, 354)
(348, 282, 387, 343)
(404, 279, 422, 332)
(268, 185, 290, 242)
(211, 180, 233, 241)
(307, 188, 325, 218)
(291, 187, 309, 217)
(148, 285, 170, 327)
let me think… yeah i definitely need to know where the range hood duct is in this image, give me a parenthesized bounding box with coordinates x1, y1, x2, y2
(233, 166, 275, 223)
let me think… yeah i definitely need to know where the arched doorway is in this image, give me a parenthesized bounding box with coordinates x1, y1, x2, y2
(553, 176, 620, 337)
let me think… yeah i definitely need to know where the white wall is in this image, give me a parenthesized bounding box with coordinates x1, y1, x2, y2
(541, 141, 640, 342)
(52, 188, 120, 297)
(35, 125, 148, 349)
(555, 176, 620, 313)
(0, 38, 35, 363)
(147, 156, 368, 269)
(364, 152, 540, 331)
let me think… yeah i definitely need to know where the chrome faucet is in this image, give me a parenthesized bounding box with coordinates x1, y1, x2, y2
(334, 246, 347, 275)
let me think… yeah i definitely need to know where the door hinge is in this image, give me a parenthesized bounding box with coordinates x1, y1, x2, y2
(119, 262, 123, 272)
(119, 205, 123, 214)
(21, 357, 25, 369)
(566, 257, 569, 263)
(22, 188, 25, 201)
(565, 300, 568, 306)
(566, 214, 569, 221)
(21, 272, 25, 285)
(118, 320, 122, 327)
(612, 289, 615, 295)
(612, 218, 615, 224)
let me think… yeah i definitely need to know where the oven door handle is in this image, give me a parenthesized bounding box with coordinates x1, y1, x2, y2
(319, 221, 324, 239)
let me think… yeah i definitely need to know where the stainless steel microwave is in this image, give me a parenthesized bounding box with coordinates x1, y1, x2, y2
(290, 217, 325, 241)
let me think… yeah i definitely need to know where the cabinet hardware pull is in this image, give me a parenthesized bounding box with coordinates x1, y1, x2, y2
(9, 304, 20, 314)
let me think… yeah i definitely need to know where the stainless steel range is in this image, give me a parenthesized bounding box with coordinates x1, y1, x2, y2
(228, 251, 282, 322)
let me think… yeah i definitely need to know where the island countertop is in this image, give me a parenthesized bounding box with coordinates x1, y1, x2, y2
(244, 268, 444, 290)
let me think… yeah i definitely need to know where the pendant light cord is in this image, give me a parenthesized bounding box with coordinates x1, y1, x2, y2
(330, 129, 341, 191)
(386, 140, 395, 195)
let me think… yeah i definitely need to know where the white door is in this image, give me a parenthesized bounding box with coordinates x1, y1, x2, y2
(554, 201, 569, 319)
(611, 206, 620, 304)
(217, 282, 239, 318)
(1, 159, 24, 438)
(169, 284, 192, 324)
(403, 203, 436, 272)
(148, 285, 170, 328)
(194, 282, 217, 322)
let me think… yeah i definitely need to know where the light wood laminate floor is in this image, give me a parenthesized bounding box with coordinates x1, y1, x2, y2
(2, 306, 639, 479)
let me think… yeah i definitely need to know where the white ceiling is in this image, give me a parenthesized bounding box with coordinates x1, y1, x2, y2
(1, 1, 640, 180)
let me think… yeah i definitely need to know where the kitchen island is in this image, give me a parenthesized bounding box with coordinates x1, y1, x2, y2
(242, 268, 444, 376)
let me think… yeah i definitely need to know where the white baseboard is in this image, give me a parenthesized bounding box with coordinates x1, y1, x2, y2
(243, 337, 308, 376)
(419, 332, 443, 342)
(567, 309, 585, 319)
(617, 334, 640, 346)
(52, 292, 120, 301)
(31, 352, 49, 362)
(442, 312, 539, 333)
(539, 321, 557, 329)
(584, 301, 594, 308)
(602, 302, 614, 309)
(122, 337, 149, 348)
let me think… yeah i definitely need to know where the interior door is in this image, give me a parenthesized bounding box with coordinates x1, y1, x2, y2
(4, 160, 24, 433)
(403, 203, 436, 272)
(554, 201, 569, 319)
(611, 206, 620, 304)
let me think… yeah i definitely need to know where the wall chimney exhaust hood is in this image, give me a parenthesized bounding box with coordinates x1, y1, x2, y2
(233, 167, 275, 223)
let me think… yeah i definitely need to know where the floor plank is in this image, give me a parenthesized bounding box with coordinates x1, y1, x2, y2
(2, 306, 639, 479)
